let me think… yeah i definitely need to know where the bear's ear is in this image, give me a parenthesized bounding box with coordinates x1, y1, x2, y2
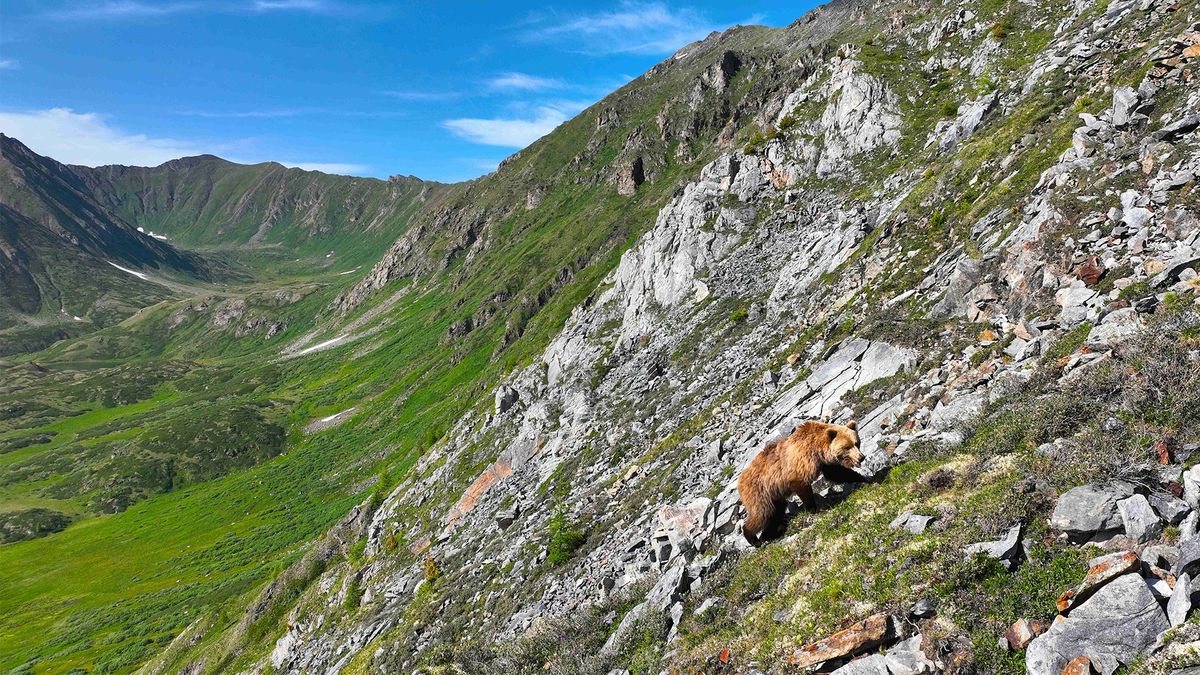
(827, 428, 838, 443)
(845, 420, 858, 430)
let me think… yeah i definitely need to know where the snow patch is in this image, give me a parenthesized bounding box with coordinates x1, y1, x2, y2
(107, 261, 150, 280)
(293, 334, 349, 356)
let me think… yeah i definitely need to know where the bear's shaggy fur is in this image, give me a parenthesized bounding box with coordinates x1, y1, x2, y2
(737, 420, 864, 546)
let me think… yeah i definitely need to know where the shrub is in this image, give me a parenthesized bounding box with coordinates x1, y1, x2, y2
(546, 510, 586, 565)
(424, 553, 440, 582)
(778, 114, 797, 131)
(343, 575, 362, 611)
(729, 306, 750, 323)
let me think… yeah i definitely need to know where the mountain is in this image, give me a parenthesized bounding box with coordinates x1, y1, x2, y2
(0, 134, 209, 351)
(76, 155, 445, 265)
(2, 0, 1200, 673)
(0, 135, 447, 354)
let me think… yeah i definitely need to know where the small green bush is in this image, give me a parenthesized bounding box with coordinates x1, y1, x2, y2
(546, 510, 586, 565)
(729, 306, 750, 323)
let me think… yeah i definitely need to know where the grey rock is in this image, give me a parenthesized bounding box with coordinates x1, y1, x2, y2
(1111, 87, 1140, 127)
(494, 507, 519, 530)
(1148, 492, 1191, 525)
(964, 523, 1024, 570)
(494, 386, 519, 414)
(1184, 465, 1200, 509)
(1183, 511, 1200, 541)
(1117, 494, 1162, 544)
(1141, 544, 1180, 569)
(885, 636, 936, 675)
(909, 598, 936, 619)
(1025, 573, 1169, 675)
(1051, 483, 1135, 542)
(890, 511, 936, 535)
(1176, 536, 1200, 578)
(1167, 572, 1191, 627)
(830, 653, 889, 675)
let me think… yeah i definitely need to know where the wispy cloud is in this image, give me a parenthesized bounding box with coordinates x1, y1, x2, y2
(0, 107, 367, 174)
(442, 101, 587, 148)
(488, 72, 563, 92)
(44, 0, 362, 21)
(45, 2, 198, 20)
(175, 107, 405, 119)
(381, 90, 464, 102)
(523, 1, 721, 55)
(0, 59, 19, 70)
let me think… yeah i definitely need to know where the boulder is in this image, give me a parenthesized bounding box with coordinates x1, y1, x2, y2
(1057, 551, 1141, 614)
(889, 511, 936, 535)
(1026, 573, 1170, 675)
(790, 613, 896, 669)
(1005, 618, 1048, 650)
(494, 507, 519, 530)
(1117, 494, 1162, 544)
(1111, 87, 1140, 127)
(1175, 535, 1200, 578)
(1051, 484, 1135, 542)
(884, 635, 936, 675)
(1184, 465, 1200, 509)
(1148, 492, 1191, 525)
(963, 523, 1024, 570)
(494, 386, 519, 414)
(1167, 572, 1192, 627)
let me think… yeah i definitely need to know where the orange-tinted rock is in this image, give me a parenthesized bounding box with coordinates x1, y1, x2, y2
(1004, 618, 1047, 650)
(1057, 551, 1140, 614)
(1075, 256, 1104, 286)
(1062, 655, 1097, 675)
(790, 613, 894, 668)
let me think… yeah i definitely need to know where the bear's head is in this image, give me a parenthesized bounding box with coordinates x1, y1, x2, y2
(824, 420, 863, 468)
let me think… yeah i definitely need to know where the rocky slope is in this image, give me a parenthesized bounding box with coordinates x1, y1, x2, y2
(10, 0, 1200, 673)
(199, 0, 1200, 673)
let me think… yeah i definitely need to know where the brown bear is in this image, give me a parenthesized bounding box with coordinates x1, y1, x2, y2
(737, 420, 864, 546)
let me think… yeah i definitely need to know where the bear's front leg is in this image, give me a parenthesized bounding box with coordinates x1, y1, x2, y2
(820, 464, 870, 484)
(792, 482, 816, 510)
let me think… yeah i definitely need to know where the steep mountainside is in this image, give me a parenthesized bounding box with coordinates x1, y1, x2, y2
(2, 0, 1200, 674)
(0, 135, 208, 350)
(77, 156, 444, 266)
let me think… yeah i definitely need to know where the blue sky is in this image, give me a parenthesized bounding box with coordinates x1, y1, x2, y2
(0, 1, 815, 182)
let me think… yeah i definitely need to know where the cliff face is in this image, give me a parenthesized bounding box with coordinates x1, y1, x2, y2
(137, 0, 1200, 672)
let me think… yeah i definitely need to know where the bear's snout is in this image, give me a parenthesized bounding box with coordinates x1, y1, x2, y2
(846, 447, 864, 467)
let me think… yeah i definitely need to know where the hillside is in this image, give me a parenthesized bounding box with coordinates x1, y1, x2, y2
(2, 0, 1200, 673)
(0, 135, 210, 352)
(76, 156, 444, 268)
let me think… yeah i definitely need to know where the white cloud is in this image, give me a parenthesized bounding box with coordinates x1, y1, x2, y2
(442, 102, 585, 148)
(0, 59, 19, 70)
(526, 1, 718, 55)
(381, 90, 463, 102)
(0, 107, 367, 175)
(45, 0, 353, 21)
(488, 72, 563, 92)
(0, 108, 201, 166)
(46, 2, 198, 20)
